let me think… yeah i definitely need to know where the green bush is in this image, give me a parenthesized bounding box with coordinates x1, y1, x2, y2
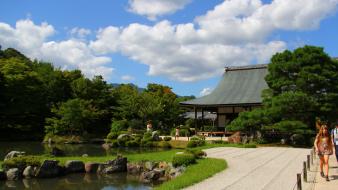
(3, 156, 41, 170)
(187, 136, 205, 148)
(189, 135, 202, 141)
(163, 136, 172, 141)
(185, 149, 207, 159)
(172, 153, 196, 167)
(126, 140, 140, 147)
(141, 140, 156, 147)
(111, 140, 119, 147)
(157, 141, 172, 148)
(107, 131, 119, 140)
(111, 120, 128, 132)
(243, 144, 257, 148)
(142, 132, 153, 141)
(211, 140, 225, 144)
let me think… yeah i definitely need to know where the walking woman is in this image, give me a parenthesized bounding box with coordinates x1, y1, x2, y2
(314, 124, 333, 181)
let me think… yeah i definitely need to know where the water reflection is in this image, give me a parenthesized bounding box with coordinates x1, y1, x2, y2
(0, 142, 167, 158)
(0, 173, 152, 190)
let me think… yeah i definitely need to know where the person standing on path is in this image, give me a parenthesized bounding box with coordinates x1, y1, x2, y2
(331, 122, 338, 163)
(314, 124, 333, 181)
(175, 127, 180, 140)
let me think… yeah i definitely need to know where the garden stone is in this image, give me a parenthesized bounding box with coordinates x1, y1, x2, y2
(6, 168, 20, 180)
(158, 161, 169, 169)
(127, 163, 143, 174)
(144, 161, 156, 171)
(140, 170, 161, 182)
(51, 147, 64, 156)
(97, 156, 127, 174)
(151, 131, 160, 141)
(35, 160, 62, 178)
(228, 132, 241, 143)
(4, 151, 25, 161)
(153, 168, 165, 177)
(23, 166, 34, 178)
(0, 170, 7, 180)
(85, 162, 100, 173)
(65, 160, 85, 173)
(82, 154, 88, 157)
(102, 143, 112, 150)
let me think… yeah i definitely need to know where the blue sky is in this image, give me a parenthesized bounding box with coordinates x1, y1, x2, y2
(1, 0, 338, 96)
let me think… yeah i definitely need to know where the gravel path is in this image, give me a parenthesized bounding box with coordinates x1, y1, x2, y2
(184, 147, 312, 190)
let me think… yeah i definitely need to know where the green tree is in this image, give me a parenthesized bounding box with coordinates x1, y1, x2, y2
(45, 98, 100, 135)
(228, 46, 338, 142)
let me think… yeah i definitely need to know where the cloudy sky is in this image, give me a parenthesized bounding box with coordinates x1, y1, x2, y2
(1, 0, 338, 96)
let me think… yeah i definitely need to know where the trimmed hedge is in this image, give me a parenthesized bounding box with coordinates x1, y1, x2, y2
(164, 136, 172, 141)
(172, 153, 196, 167)
(184, 149, 207, 159)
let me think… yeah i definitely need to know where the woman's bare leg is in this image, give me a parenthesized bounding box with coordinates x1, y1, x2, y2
(323, 155, 330, 176)
(319, 156, 324, 173)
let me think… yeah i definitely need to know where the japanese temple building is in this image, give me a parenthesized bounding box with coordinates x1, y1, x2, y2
(180, 64, 269, 130)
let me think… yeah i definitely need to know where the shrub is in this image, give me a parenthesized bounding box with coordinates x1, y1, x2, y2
(172, 153, 196, 167)
(126, 140, 140, 147)
(243, 144, 257, 148)
(211, 140, 225, 144)
(163, 136, 172, 141)
(187, 136, 205, 148)
(3, 156, 41, 171)
(111, 120, 128, 132)
(142, 132, 153, 142)
(107, 131, 119, 140)
(185, 149, 207, 159)
(157, 141, 172, 148)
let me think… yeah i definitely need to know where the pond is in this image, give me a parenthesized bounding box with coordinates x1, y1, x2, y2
(0, 142, 168, 190)
(0, 141, 167, 158)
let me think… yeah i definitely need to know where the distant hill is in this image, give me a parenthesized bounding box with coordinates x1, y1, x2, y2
(110, 83, 145, 92)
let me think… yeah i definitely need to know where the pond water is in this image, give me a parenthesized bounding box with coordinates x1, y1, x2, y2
(0, 142, 168, 190)
(0, 141, 167, 158)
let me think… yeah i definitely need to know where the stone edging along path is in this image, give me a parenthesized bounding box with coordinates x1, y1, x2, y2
(184, 147, 313, 190)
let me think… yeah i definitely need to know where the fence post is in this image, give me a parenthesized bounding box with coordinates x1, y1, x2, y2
(303, 161, 307, 182)
(307, 155, 310, 170)
(297, 173, 302, 190)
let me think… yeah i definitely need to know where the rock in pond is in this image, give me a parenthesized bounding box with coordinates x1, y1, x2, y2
(35, 160, 63, 178)
(23, 166, 35, 178)
(140, 170, 161, 183)
(6, 168, 20, 180)
(97, 156, 127, 174)
(85, 162, 100, 173)
(65, 160, 85, 173)
(127, 163, 143, 174)
(4, 151, 25, 161)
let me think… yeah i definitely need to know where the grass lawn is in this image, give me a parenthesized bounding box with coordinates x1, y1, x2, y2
(155, 158, 227, 190)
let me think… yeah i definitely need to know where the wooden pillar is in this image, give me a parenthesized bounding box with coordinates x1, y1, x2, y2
(194, 107, 197, 129)
(202, 108, 204, 131)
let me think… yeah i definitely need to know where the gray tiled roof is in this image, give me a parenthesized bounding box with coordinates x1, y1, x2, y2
(180, 64, 268, 106)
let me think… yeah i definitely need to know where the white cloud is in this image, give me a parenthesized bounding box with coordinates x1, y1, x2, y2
(0, 19, 114, 80)
(70, 27, 91, 38)
(121, 75, 135, 81)
(200, 88, 213, 97)
(89, 0, 337, 82)
(128, 0, 192, 20)
(1, 0, 337, 83)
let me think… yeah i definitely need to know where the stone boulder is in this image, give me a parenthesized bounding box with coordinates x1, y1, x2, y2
(4, 151, 25, 161)
(6, 168, 20, 180)
(23, 166, 35, 178)
(85, 162, 100, 173)
(97, 156, 127, 174)
(151, 131, 160, 141)
(65, 160, 85, 173)
(0, 170, 7, 180)
(102, 143, 112, 150)
(35, 160, 63, 178)
(169, 166, 186, 179)
(140, 170, 161, 183)
(228, 132, 241, 143)
(144, 161, 157, 171)
(127, 163, 143, 174)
